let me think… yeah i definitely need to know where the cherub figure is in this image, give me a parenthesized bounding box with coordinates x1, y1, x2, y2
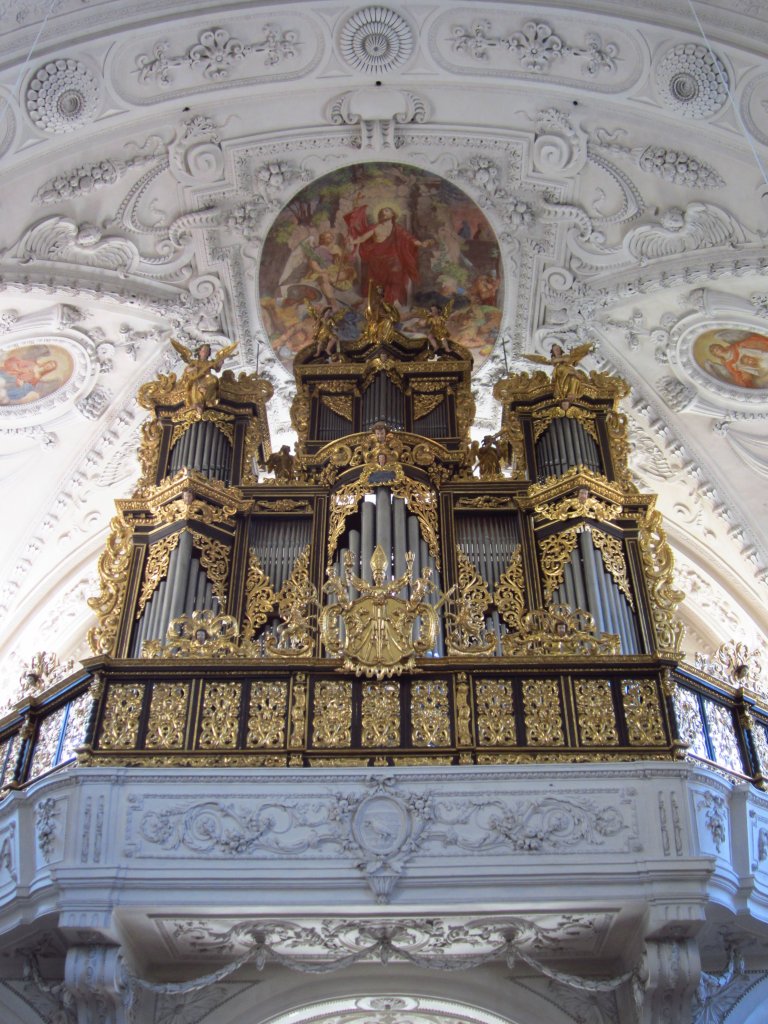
(308, 303, 345, 360)
(523, 341, 593, 408)
(412, 299, 454, 355)
(171, 337, 237, 413)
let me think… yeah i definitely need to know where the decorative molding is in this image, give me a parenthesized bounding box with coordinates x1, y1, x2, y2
(338, 7, 413, 74)
(654, 42, 729, 118)
(26, 58, 100, 134)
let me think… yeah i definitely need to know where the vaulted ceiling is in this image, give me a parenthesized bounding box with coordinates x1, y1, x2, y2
(1, 0, 767, 698)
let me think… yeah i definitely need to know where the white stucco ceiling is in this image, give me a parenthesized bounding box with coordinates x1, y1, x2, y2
(0, 0, 767, 697)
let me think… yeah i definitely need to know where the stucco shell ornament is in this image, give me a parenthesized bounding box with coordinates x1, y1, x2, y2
(339, 6, 414, 74)
(654, 43, 728, 118)
(26, 58, 100, 133)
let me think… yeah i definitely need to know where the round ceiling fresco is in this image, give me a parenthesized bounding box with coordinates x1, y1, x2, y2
(259, 161, 503, 370)
(0, 341, 74, 406)
(692, 327, 768, 391)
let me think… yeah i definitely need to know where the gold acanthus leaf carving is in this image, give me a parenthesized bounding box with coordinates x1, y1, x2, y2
(87, 514, 133, 655)
(456, 496, 513, 510)
(445, 546, 495, 655)
(495, 546, 525, 634)
(532, 405, 599, 446)
(136, 532, 181, 618)
(189, 530, 231, 608)
(136, 417, 162, 493)
(253, 499, 312, 513)
(266, 545, 318, 658)
(538, 527, 581, 602)
(169, 410, 234, 453)
(142, 609, 241, 658)
(242, 547, 277, 644)
(321, 393, 353, 422)
(639, 505, 685, 656)
(241, 418, 265, 485)
(534, 493, 619, 524)
(591, 528, 634, 609)
(502, 604, 620, 657)
(413, 393, 444, 421)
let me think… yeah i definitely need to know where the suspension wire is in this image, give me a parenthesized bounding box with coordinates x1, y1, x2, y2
(686, 0, 768, 189)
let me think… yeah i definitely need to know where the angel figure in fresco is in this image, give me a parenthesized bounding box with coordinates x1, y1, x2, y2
(523, 341, 594, 408)
(308, 303, 345, 360)
(411, 300, 454, 356)
(171, 337, 238, 413)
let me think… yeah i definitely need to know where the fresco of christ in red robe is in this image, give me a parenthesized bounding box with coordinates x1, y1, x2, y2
(343, 204, 433, 306)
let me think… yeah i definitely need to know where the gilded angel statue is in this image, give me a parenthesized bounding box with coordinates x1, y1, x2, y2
(523, 341, 593, 407)
(171, 337, 237, 413)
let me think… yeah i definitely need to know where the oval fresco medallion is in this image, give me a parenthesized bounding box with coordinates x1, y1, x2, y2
(259, 162, 503, 370)
(0, 341, 74, 407)
(692, 327, 768, 391)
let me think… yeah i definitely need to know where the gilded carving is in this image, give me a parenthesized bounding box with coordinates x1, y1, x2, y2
(361, 682, 400, 747)
(312, 680, 352, 747)
(456, 496, 512, 510)
(98, 684, 144, 749)
(495, 546, 525, 633)
(534, 492, 618, 524)
(455, 675, 473, 746)
(321, 546, 438, 679)
(605, 410, 633, 488)
(504, 604, 620, 657)
(189, 530, 230, 607)
(413, 392, 444, 420)
(87, 513, 133, 655)
(475, 679, 516, 745)
(445, 546, 495, 655)
(411, 680, 451, 746)
(169, 410, 235, 453)
(242, 547, 277, 645)
(136, 416, 162, 492)
(142, 609, 241, 657)
(639, 505, 685, 656)
(522, 679, 565, 746)
(254, 499, 312, 513)
(199, 682, 242, 748)
(574, 679, 619, 746)
(241, 418, 265, 485)
(289, 675, 308, 748)
(321, 393, 354, 421)
(247, 682, 288, 747)
(592, 529, 634, 608)
(145, 683, 190, 748)
(622, 680, 666, 745)
(538, 527, 581, 602)
(136, 532, 181, 617)
(266, 545, 317, 657)
(672, 687, 709, 760)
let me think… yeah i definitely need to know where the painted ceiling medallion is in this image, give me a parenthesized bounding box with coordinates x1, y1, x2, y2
(339, 6, 413, 74)
(655, 43, 728, 118)
(26, 58, 100, 133)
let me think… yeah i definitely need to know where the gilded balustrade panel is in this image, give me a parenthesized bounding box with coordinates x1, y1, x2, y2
(361, 682, 400, 747)
(672, 687, 709, 760)
(247, 681, 288, 747)
(199, 682, 242, 749)
(522, 679, 565, 746)
(573, 679, 619, 746)
(99, 684, 144, 749)
(704, 700, 744, 775)
(145, 683, 190, 749)
(58, 692, 92, 763)
(475, 679, 516, 746)
(29, 707, 67, 777)
(312, 681, 352, 747)
(411, 681, 451, 747)
(622, 680, 666, 746)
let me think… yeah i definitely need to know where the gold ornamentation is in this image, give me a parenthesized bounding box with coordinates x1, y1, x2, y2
(622, 680, 666, 745)
(145, 683, 190, 748)
(455, 675, 473, 746)
(289, 674, 308, 748)
(169, 410, 235, 453)
(290, 390, 310, 441)
(189, 531, 230, 607)
(534, 492, 618, 524)
(522, 679, 565, 746)
(574, 679, 619, 745)
(495, 547, 525, 633)
(639, 505, 685, 656)
(247, 682, 288, 747)
(591, 529, 634, 609)
(475, 679, 516, 745)
(142, 610, 241, 657)
(98, 684, 144, 749)
(445, 546, 495, 655)
(137, 532, 181, 617)
(321, 393, 353, 421)
(199, 682, 242, 748)
(413, 393, 445, 420)
(321, 546, 438, 679)
(29, 707, 67, 777)
(605, 410, 633, 487)
(136, 417, 162, 491)
(242, 548, 277, 645)
(87, 514, 133, 655)
(539, 527, 581, 602)
(456, 496, 512, 510)
(411, 681, 451, 746)
(361, 682, 400, 746)
(266, 545, 317, 657)
(241, 418, 265, 485)
(312, 680, 352, 747)
(503, 604, 620, 656)
(253, 499, 312, 513)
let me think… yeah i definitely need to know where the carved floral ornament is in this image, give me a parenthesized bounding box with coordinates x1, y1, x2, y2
(26, 58, 101, 133)
(338, 7, 414, 74)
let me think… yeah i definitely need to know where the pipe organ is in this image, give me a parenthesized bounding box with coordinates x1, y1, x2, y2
(80, 315, 686, 767)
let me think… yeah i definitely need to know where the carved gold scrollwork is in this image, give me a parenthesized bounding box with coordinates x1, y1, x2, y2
(475, 679, 516, 745)
(289, 674, 308, 748)
(199, 682, 242, 748)
(573, 679, 619, 745)
(455, 674, 473, 746)
(98, 684, 144, 749)
(312, 680, 352, 747)
(247, 682, 288, 747)
(522, 679, 565, 746)
(241, 418, 264, 485)
(622, 680, 666, 745)
(321, 393, 353, 422)
(538, 527, 581, 602)
(189, 530, 230, 608)
(136, 533, 181, 617)
(266, 545, 318, 657)
(456, 496, 512, 510)
(169, 410, 234, 452)
(445, 546, 495, 655)
(495, 546, 525, 633)
(591, 528, 634, 609)
(144, 683, 190, 749)
(136, 417, 162, 492)
(605, 410, 633, 488)
(639, 506, 685, 657)
(502, 604, 620, 657)
(413, 393, 444, 420)
(242, 548, 277, 645)
(534, 493, 618, 524)
(142, 609, 241, 658)
(87, 514, 133, 655)
(411, 680, 451, 746)
(361, 682, 400, 747)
